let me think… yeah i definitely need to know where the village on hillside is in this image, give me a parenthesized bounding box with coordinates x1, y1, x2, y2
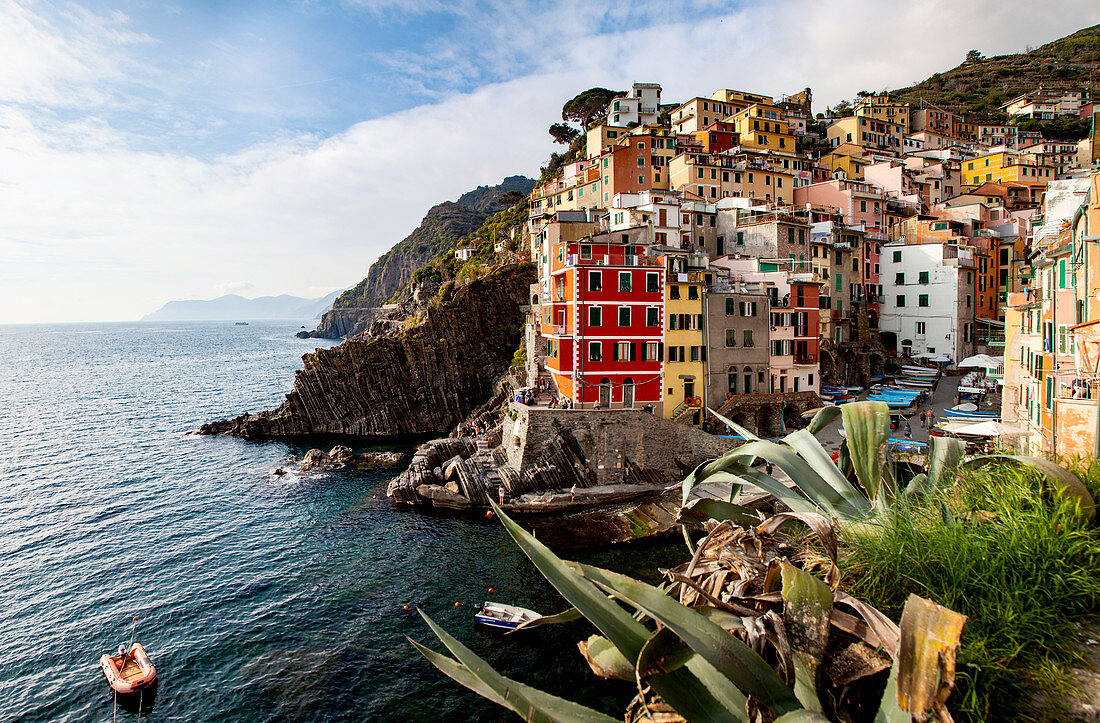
(511, 81, 1100, 456)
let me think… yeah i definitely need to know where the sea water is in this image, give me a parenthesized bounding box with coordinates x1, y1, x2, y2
(0, 322, 683, 721)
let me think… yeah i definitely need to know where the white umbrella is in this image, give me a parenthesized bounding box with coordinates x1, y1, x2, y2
(958, 354, 1004, 370)
(940, 421, 1028, 437)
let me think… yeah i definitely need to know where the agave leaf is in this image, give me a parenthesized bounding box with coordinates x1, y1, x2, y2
(873, 661, 909, 723)
(833, 591, 900, 658)
(570, 561, 801, 717)
(707, 441, 866, 519)
(491, 502, 748, 720)
(708, 406, 763, 442)
(514, 607, 582, 631)
(837, 440, 853, 477)
(782, 429, 872, 514)
(413, 615, 621, 722)
(806, 405, 842, 435)
(637, 626, 696, 679)
(902, 472, 930, 498)
(758, 513, 839, 587)
(965, 454, 1097, 520)
(679, 498, 764, 528)
(779, 562, 833, 712)
(895, 594, 967, 719)
(839, 401, 892, 503)
(926, 436, 965, 491)
(775, 712, 832, 722)
(939, 499, 954, 528)
(710, 467, 822, 516)
(578, 634, 635, 681)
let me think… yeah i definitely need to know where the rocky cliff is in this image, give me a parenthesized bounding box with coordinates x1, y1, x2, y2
(304, 175, 534, 338)
(200, 263, 536, 439)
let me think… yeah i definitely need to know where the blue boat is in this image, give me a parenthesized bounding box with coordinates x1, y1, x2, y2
(888, 438, 928, 452)
(943, 409, 997, 420)
(868, 396, 915, 408)
(474, 601, 541, 630)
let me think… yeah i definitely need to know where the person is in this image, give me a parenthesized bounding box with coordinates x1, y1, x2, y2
(927, 410, 935, 426)
(904, 423, 912, 440)
(919, 410, 926, 429)
(765, 462, 774, 475)
(116, 644, 127, 659)
(498, 485, 505, 505)
(570, 483, 577, 500)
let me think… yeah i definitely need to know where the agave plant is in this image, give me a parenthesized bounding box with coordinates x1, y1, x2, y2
(411, 504, 969, 722)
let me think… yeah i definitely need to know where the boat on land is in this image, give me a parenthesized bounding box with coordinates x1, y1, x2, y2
(101, 644, 157, 694)
(901, 366, 938, 377)
(474, 601, 541, 630)
(867, 396, 915, 409)
(943, 408, 998, 420)
(896, 379, 934, 390)
(888, 438, 928, 452)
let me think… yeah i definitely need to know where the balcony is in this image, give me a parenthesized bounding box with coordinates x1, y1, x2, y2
(795, 353, 818, 364)
(551, 324, 567, 336)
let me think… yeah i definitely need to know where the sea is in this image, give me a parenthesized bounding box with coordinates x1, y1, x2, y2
(0, 321, 686, 722)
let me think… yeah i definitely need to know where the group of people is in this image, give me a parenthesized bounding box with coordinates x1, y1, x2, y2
(548, 397, 574, 409)
(898, 409, 937, 440)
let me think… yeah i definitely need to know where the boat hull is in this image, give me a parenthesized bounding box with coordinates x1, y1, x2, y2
(101, 644, 156, 695)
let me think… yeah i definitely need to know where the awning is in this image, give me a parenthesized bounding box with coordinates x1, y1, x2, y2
(958, 354, 1004, 369)
(940, 421, 1027, 437)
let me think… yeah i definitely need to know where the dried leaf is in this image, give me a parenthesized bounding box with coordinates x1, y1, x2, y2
(895, 594, 967, 719)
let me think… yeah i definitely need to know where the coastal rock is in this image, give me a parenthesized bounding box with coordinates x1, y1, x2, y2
(415, 484, 471, 510)
(298, 447, 410, 472)
(354, 451, 409, 468)
(299, 449, 331, 472)
(198, 264, 536, 439)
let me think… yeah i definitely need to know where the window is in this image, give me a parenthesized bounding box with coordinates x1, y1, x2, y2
(1059, 325, 1068, 353)
(589, 271, 602, 291)
(589, 342, 602, 361)
(895, 272, 904, 285)
(916, 321, 926, 335)
(645, 341, 658, 360)
(918, 294, 929, 307)
(725, 298, 735, 315)
(740, 301, 757, 317)
(896, 295, 906, 307)
(893, 250, 902, 263)
(646, 307, 659, 327)
(743, 330, 754, 347)
(688, 286, 699, 300)
(690, 346, 703, 362)
(647, 273, 659, 293)
(616, 341, 632, 361)
(589, 306, 602, 326)
(725, 329, 737, 347)
(580, 244, 592, 260)
(619, 272, 631, 293)
(669, 285, 680, 299)
(860, 200, 867, 212)
(918, 271, 929, 284)
(618, 306, 630, 326)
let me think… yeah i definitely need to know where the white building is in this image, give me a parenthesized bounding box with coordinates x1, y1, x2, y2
(606, 82, 662, 128)
(880, 241, 977, 364)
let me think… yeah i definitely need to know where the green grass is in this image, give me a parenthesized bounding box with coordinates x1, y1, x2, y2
(839, 462, 1100, 720)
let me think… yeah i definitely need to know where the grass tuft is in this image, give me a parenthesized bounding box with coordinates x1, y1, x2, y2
(839, 462, 1100, 721)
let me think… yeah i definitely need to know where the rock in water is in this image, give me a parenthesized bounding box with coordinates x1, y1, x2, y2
(299, 449, 329, 471)
(197, 264, 535, 439)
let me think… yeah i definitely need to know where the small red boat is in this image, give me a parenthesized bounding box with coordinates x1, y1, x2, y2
(100, 643, 157, 694)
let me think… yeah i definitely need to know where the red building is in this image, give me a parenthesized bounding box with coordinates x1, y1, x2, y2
(541, 228, 666, 409)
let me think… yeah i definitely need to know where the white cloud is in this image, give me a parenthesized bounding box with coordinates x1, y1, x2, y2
(2, 0, 1099, 322)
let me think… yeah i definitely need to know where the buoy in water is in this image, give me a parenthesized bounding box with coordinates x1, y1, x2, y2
(485, 510, 493, 518)
(403, 605, 409, 610)
(455, 602, 461, 607)
(488, 588, 493, 594)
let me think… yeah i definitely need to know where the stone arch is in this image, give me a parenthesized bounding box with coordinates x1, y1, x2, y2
(783, 403, 801, 430)
(869, 353, 885, 378)
(867, 308, 879, 329)
(732, 410, 754, 434)
(756, 405, 781, 438)
(880, 331, 898, 354)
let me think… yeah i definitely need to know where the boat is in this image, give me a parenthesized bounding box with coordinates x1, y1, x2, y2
(901, 365, 939, 377)
(474, 601, 541, 630)
(101, 644, 157, 694)
(801, 407, 826, 420)
(888, 438, 928, 452)
(896, 379, 934, 389)
(943, 409, 998, 420)
(235, 321, 249, 326)
(867, 396, 915, 409)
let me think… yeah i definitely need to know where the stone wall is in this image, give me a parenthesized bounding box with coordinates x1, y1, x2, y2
(199, 264, 536, 439)
(713, 391, 821, 436)
(503, 404, 736, 485)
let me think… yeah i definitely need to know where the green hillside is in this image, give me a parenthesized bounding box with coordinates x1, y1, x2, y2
(886, 24, 1100, 125)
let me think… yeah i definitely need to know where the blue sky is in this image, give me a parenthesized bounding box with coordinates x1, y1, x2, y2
(1, 0, 1098, 322)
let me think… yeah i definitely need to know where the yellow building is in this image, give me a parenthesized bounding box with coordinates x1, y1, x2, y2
(854, 94, 909, 134)
(671, 97, 739, 134)
(710, 88, 774, 115)
(962, 150, 1055, 186)
(819, 144, 870, 180)
(728, 102, 796, 153)
(669, 151, 795, 204)
(586, 123, 627, 159)
(827, 115, 904, 153)
(663, 272, 707, 425)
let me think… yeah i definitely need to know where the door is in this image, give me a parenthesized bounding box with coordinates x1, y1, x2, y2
(623, 378, 635, 408)
(599, 378, 611, 408)
(684, 381, 695, 404)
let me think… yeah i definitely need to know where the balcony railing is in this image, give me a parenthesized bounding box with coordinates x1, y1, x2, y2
(551, 325, 566, 335)
(795, 353, 818, 364)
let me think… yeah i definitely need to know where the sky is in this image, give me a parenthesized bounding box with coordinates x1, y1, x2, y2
(1, 0, 1098, 322)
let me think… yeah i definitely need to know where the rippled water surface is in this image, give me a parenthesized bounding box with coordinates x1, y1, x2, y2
(0, 322, 683, 722)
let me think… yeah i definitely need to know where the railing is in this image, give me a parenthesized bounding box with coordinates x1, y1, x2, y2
(795, 353, 818, 364)
(551, 325, 566, 335)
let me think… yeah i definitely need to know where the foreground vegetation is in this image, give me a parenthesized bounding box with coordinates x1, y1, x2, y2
(412, 402, 1100, 721)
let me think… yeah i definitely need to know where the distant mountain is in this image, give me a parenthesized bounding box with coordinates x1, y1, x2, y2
(142, 289, 342, 322)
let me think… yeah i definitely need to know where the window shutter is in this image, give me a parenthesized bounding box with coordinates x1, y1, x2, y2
(630, 343, 637, 361)
(658, 342, 664, 361)
(612, 343, 619, 362)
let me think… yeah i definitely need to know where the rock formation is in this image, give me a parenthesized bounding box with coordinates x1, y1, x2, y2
(297, 445, 409, 472)
(303, 176, 535, 338)
(199, 263, 536, 439)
